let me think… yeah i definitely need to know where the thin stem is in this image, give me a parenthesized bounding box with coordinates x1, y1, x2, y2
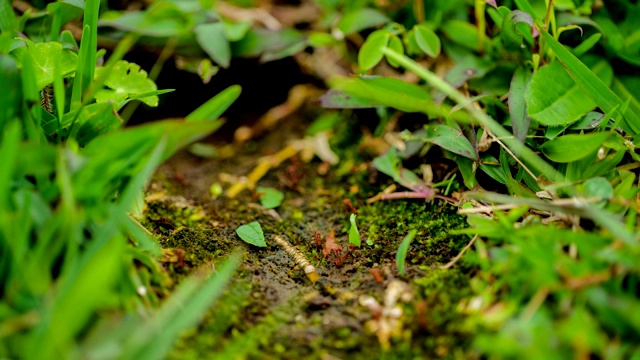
(382, 47, 563, 183)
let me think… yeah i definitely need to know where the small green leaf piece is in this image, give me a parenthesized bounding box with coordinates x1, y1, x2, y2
(256, 187, 284, 209)
(396, 229, 417, 277)
(236, 221, 266, 247)
(349, 214, 361, 247)
(413, 24, 441, 57)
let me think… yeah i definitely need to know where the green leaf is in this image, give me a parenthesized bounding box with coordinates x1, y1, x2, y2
(396, 229, 417, 277)
(385, 35, 404, 67)
(539, 25, 640, 135)
(422, 124, 478, 160)
(120, 253, 240, 360)
(11, 41, 77, 90)
(222, 20, 252, 42)
(509, 66, 533, 142)
(94, 60, 160, 106)
(581, 177, 613, 200)
(501, 10, 535, 49)
(65, 102, 123, 146)
(325, 76, 472, 122)
(540, 132, 611, 163)
(186, 85, 241, 122)
(526, 56, 613, 126)
(195, 23, 231, 68)
(0, 55, 21, 126)
(413, 24, 441, 58)
(236, 221, 266, 247)
(372, 147, 430, 193)
(358, 30, 389, 71)
(256, 187, 284, 209)
(348, 214, 361, 247)
(0, 0, 19, 33)
(336, 8, 389, 36)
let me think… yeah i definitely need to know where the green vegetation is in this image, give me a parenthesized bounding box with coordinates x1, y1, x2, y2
(2, 0, 640, 358)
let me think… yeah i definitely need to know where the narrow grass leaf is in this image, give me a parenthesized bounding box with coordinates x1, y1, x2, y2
(122, 253, 240, 360)
(509, 66, 532, 142)
(396, 229, 417, 277)
(186, 85, 241, 122)
(349, 214, 361, 247)
(236, 221, 266, 247)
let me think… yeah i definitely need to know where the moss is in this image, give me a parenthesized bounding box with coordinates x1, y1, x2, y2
(142, 121, 477, 359)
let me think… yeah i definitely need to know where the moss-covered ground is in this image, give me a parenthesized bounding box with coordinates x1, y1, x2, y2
(140, 117, 475, 359)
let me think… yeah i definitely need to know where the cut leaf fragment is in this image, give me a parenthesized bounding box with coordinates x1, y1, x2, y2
(236, 221, 267, 247)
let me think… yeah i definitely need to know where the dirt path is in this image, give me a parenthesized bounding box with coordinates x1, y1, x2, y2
(142, 116, 473, 359)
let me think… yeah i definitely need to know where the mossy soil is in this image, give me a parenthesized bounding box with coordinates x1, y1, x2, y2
(141, 116, 475, 359)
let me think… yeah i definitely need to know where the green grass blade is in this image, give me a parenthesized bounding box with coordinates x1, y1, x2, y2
(0, 0, 18, 33)
(396, 229, 417, 277)
(186, 85, 241, 122)
(539, 25, 640, 135)
(122, 253, 241, 360)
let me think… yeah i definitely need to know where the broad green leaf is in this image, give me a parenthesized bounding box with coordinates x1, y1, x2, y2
(236, 221, 266, 247)
(539, 26, 640, 135)
(94, 60, 160, 106)
(11, 41, 77, 90)
(256, 187, 284, 209)
(422, 124, 478, 161)
(186, 85, 241, 122)
(413, 24, 441, 58)
(319, 89, 381, 109)
(195, 23, 231, 68)
(441, 20, 486, 51)
(526, 56, 612, 126)
(396, 229, 417, 277)
(509, 66, 532, 142)
(358, 30, 389, 71)
(540, 132, 611, 163)
(349, 214, 361, 247)
(336, 8, 389, 36)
